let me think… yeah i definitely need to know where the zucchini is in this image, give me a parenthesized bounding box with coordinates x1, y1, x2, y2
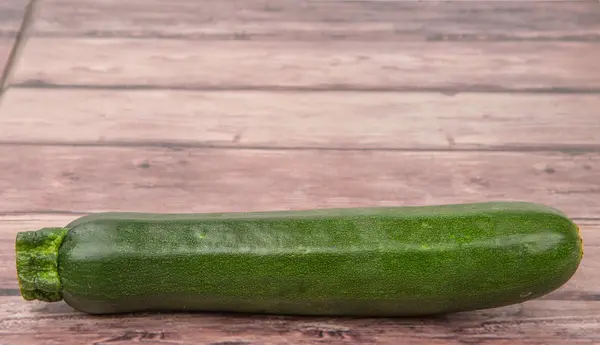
(15, 201, 583, 316)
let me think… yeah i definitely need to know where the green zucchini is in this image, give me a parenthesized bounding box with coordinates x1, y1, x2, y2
(15, 201, 583, 316)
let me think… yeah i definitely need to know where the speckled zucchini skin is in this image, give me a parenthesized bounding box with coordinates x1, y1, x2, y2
(18, 202, 583, 316)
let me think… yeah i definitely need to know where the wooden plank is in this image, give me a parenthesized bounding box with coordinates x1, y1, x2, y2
(1, 89, 600, 149)
(0, 216, 599, 344)
(10, 39, 600, 90)
(2, 0, 599, 40)
(0, 298, 599, 345)
(0, 146, 598, 217)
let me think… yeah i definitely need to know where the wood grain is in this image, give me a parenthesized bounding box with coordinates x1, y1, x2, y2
(0, 146, 598, 217)
(0, 0, 598, 343)
(1, 298, 599, 344)
(2, 89, 600, 149)
(10, 39, 600, 91)
(2, 0, 599, 41)
(0, 216, 599, 344)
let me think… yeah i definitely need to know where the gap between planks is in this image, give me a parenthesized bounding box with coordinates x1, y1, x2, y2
(1, 0, 600, 41)
(4, 38, 600, 91)
(0, 38, 15, 83)
(1, 89, 599, 150)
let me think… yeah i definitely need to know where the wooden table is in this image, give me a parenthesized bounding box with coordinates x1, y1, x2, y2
(1, 0, 599, 344)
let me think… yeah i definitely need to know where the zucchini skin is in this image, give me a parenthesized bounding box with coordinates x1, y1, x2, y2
(19, 202, 583, 316)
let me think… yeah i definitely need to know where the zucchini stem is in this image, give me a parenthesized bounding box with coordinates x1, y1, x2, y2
(15, 227, 68, 302)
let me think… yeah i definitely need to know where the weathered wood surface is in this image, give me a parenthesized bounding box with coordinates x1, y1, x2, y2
(1, 0, 600, 343)
(1, 90, 600, 149)
(2, 0, 600, 40)
(10, 39, 600, 91)
(0, 146, 598, 217)
(1, 298, 600, 345)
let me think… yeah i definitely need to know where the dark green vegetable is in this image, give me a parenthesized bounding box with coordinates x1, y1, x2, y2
(16, 201, 583, 316)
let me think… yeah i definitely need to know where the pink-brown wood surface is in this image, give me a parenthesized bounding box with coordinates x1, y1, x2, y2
(0, 0, 599, 344)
